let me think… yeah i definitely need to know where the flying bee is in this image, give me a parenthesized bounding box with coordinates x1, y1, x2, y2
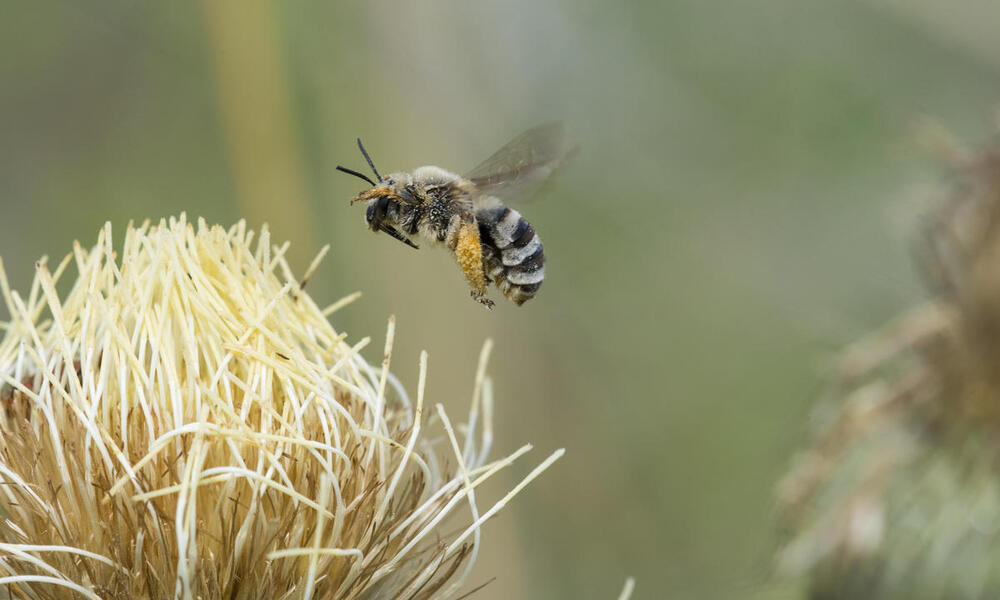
(336, 122, 575, 308)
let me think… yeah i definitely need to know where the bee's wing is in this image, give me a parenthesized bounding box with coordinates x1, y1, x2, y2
(465, 122, 577, 204)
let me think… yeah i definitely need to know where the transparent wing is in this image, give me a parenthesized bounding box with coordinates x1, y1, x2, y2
(465, 122, 578, 204)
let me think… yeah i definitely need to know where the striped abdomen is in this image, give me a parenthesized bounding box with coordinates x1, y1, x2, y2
(477, 205, 545, 305)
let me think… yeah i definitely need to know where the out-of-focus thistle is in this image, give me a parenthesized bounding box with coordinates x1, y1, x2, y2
(0, 215, 565, 599)
(777, 125, 1000, 598)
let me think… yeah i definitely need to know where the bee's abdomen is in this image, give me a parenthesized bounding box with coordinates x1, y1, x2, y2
(477, 206, 545, 305)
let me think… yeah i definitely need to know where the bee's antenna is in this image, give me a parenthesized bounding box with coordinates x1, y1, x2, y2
(335, 165, 376, 186)
(356, 138, 383, 182)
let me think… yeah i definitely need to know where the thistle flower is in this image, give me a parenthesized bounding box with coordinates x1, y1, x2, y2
(777, 127, 1000, 597)
(0, 215, 563, 599)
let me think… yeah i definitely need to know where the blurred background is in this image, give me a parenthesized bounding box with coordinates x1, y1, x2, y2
(3, 1, 1000, 597)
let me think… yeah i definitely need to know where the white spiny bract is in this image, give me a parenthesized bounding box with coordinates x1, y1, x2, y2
(0, 215, 561, 599)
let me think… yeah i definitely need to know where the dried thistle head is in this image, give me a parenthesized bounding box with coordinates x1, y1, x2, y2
(777, 126, 1000, 596)
(0, 215, 561, 599)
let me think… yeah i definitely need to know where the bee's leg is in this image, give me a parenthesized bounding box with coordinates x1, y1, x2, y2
(448, 216, 494, 309)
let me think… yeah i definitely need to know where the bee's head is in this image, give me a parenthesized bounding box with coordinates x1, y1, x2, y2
(336, 139, 420, 250)
(335, 139, 413, 203)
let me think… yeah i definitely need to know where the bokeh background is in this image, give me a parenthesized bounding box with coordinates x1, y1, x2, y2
(3, 1, 1000, 598)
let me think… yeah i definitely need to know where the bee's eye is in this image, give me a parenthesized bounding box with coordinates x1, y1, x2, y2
(388, 178, 396, 186)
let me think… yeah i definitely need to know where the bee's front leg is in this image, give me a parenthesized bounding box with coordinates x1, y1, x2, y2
(448, 215, 494, 309)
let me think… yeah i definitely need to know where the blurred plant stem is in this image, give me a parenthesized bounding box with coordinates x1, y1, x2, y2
(200, 0, 314, 263)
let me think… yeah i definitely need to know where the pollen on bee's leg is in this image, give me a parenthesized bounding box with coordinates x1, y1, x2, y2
(454, 220, 491, 304)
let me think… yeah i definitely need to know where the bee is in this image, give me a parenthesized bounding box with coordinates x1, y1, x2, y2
(336, 122, 575, 308)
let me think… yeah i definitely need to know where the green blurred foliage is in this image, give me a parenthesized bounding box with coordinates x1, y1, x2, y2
(2, 1, 1000, 598)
